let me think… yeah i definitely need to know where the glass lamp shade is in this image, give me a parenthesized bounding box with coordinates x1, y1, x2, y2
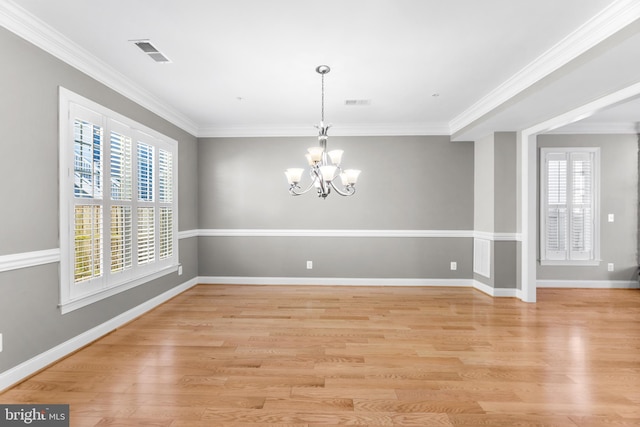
(328, 149, 344, 165)
(307, 146, 324, 162)
(319, 165, 337, 182)
(285, 168, 304, 184)
(305, 153, 313, 166)
(344, 169, 361, 184)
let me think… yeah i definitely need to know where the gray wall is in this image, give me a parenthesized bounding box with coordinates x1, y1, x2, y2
(473, 132, 519, 289)
(198, 135, 474, 279)
(537, 133, 638, 281)
(0, 27, 198, 372)
(474, 134, 495, 232)
(199, 237, 473, 279)
(494, 132, 517, 233)
(493, 133, 518, 289)
(199, 135, 473, 230)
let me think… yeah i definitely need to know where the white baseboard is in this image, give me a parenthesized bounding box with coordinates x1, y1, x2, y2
(537, 279, 640, 289)
(472, 280, 522, 298)
(224, 277, 639, 292)
(0, 277, 199, 393)
(199, 276, 475, 287)
(200, 276, 524, 299)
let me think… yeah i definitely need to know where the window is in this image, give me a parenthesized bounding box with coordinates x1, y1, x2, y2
(59, 88, 178, 313)
(540, 147, 599, 265)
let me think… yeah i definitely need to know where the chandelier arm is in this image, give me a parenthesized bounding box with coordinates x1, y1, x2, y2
(312, 167, 332, 197)
(329, 181, 356, 196)
(288, 179, 316, 196)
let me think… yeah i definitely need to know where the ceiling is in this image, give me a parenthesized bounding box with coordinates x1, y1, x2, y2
(2, 0, 640, 139)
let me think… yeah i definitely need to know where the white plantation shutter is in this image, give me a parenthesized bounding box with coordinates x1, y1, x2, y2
(545, 155, 567, 260)
(160, 207, 173, 259)
(137, 207, 155, 265)
(60, 88, 178, 313)
(570, 153, 593, 260)
(110, 131, 132, 201)
(137, 142, 154, 202)
(158, 149, 174, 260)
(109, 128, 134, 276)
(72, 113, 104, 285)
(73, 119, 103, 199)
(74, 205, 103, 282)
(110, 205, 132, 273)
(541, 148, 598, 264)
(159, 149, 173, 203)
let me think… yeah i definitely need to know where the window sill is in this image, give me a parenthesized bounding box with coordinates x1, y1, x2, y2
(60, 264, 179, 314)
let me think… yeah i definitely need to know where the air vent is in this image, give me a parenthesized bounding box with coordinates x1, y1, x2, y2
(132, 40, 171, 63)
(345, 99, 372, 106)
(147, 52, 170, 63)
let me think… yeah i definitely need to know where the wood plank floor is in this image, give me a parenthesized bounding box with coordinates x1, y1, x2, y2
(2, 285, 640, 426)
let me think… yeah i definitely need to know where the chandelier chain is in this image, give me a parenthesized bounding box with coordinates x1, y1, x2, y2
(321, 72, 325, 123)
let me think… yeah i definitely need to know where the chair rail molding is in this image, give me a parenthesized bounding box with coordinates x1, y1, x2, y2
(0, 249, 60, 273)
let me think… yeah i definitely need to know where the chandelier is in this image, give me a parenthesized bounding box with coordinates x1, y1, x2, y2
(285, 65, 361, 198)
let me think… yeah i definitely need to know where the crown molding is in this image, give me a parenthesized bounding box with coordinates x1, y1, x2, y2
(545, 121, 638, 134)
(0, 0, 199, 136)
(197, 122, 452, 138)
(524, 80, 640, 136)
(449, 0, 640, 135)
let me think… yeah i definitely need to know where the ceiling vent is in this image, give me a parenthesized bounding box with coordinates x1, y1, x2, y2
(132, 40, 171, 63)
(345, 99, 371, 106)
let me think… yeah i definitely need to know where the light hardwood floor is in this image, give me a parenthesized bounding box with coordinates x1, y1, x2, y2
(2, 285, 640, 426)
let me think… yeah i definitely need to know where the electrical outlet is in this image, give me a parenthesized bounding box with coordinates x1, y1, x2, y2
(306, 261, 313, 269)
(450, 261, 457, 271)
(608, 214, 615, 222)
(178, 265, 183, 276)
(608, 263, 614, 272)
(0, 333, 3, 353)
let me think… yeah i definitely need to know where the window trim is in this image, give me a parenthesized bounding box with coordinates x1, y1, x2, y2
(59, 87, 179, 314)
(540, 147, 600, 266)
